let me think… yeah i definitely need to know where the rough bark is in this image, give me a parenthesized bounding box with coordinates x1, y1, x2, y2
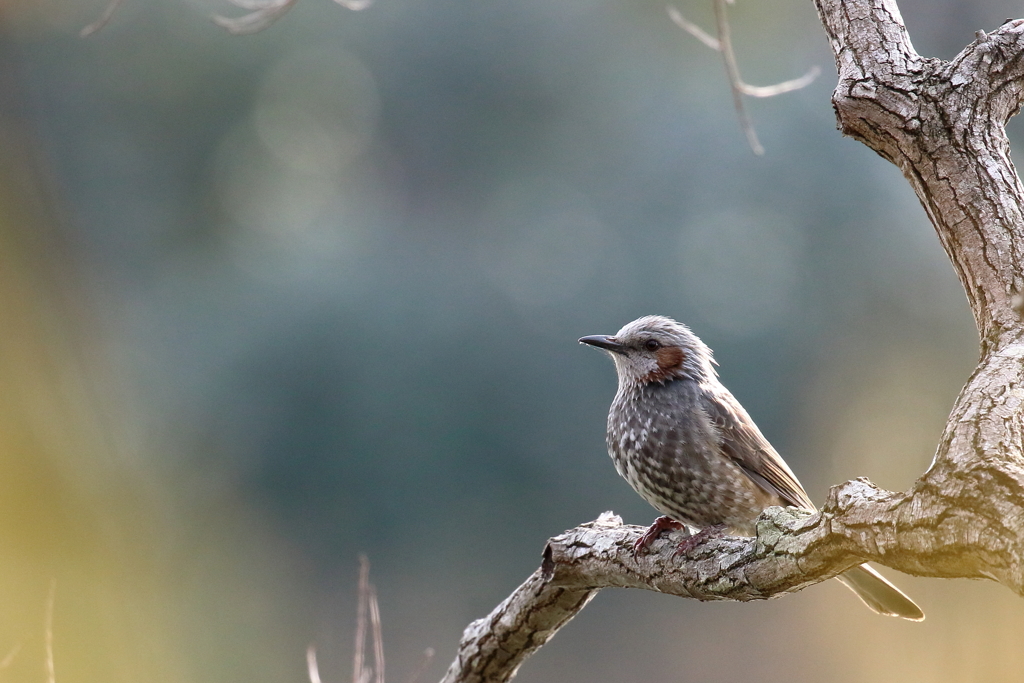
(441, 2, 1024, 681)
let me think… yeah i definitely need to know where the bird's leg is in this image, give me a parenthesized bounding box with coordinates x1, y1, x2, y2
(673, 523, 728, 556)
(633, 516, 688, 558)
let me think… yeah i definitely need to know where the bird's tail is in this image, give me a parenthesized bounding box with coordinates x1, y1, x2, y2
(835, 564, 924, 621)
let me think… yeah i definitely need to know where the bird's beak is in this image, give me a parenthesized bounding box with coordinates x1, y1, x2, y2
(578, 335, 627, 355)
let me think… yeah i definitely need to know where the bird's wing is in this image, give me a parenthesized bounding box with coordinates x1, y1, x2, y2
(700, 385, 816, 511)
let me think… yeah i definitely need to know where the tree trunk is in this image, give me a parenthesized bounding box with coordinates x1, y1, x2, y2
(441, 2, 1024, 681)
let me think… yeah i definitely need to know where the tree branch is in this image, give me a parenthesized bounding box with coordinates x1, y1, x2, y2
(442, 470, 1024, 683)
(442, 1, 1024, 681)
(815, 1, 1024, 344)
(811, 0, 1024, 588)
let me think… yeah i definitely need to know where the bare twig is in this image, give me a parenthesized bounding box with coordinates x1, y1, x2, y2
(311, 558, 391, 683)
(667, 6, 720, 50)
(212, 0, 300, 35)
(308, 646, 323, 683)
(738, 66, 821, 98)
(368, 585, 384, 683)
(353, 555, 370, 683)
(332, 0, 376, 11)
(667, 1, 819, 154)
(80, 0, 124, 37)
(712, 0, 764, 154)
(305, 647, 321, 683)
(44, 580, 55, 683)
(213, 0, 374, 34)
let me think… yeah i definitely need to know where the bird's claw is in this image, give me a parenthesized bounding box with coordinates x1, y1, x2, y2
(632, 516, 688, 559)
(673, 523, 727, 557)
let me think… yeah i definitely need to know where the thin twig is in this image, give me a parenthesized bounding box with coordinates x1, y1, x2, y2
(667, 1, 819, 155)
(353, 556, 370, 683)
(738, 66, 821, 97)
(368, 584, 384, 683)
(307, 646, 322, 683)
(212, 0, 299, 35)
(713, 0, 764, 155)
(44, 580, 56, 683)
(332, 0, 376, 10)
(80, 0, 124, 37)
(212, 0, 372, 34)
(667, 5, 720, 49)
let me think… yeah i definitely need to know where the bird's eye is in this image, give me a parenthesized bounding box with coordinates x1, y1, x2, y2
(644, 339, 661, 351)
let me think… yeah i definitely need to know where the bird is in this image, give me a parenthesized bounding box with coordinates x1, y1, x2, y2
(579, 314, 924, 620)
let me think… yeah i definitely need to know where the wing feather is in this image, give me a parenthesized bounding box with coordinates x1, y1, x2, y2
(700, 386, 815, 510)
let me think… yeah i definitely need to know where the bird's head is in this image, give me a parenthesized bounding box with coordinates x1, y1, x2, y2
(579, 315, 716, 387)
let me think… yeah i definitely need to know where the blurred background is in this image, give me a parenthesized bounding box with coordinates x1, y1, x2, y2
(0, 0, 1021, 681)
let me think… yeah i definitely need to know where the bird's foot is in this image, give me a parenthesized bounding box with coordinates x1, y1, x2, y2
(673, 523, 728, 557)
(632, 516, 688, 559)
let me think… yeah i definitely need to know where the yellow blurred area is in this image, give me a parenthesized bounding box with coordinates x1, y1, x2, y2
(792, 329, 1024, 683)
(0, 118, 314, 683)
(0, 8, 422, 682)
(0, 98, 184, 683)
(801, 340, 966, 493)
